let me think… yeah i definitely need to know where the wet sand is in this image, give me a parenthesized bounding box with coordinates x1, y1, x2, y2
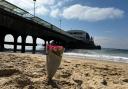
(0, 52, 128, 89)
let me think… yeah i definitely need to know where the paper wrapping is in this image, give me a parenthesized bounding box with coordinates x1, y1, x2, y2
(46, 50, 62, 80)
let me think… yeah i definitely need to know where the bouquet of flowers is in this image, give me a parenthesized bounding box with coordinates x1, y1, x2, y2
(46, 45, 64, 81)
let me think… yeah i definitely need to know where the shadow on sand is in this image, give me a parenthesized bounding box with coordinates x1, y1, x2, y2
(47, 79, 61, 89)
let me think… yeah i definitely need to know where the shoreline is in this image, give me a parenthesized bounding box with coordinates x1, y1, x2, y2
(63, 54, 128, 65)
(63, 53, 128, 63)
(0, 52, 128, 89)
(2, 50, 128, 64)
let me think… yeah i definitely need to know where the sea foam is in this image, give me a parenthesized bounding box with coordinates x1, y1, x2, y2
(64, 52, 128, 63)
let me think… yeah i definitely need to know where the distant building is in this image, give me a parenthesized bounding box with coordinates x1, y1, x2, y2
(67, 30, 92, 41)
(66, 30, 101, 49)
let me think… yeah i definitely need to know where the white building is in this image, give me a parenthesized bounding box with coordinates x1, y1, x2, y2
(67, 30, 91, 41)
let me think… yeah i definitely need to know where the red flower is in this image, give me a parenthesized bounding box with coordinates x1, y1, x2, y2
(47, 45, 64, 56)
(48, 45, 63, 51)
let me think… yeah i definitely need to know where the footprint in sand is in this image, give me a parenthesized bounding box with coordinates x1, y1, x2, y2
(73, 79, 83, 85)
(0, 68, 20, 77)
(60, 70, 72, 78)
(122, 79, 128, 83)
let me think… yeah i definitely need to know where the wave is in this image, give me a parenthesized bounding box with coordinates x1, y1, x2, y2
(64, 52, 128, 63)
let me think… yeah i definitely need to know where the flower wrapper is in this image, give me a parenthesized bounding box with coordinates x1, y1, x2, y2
(46, 45, 64, 80)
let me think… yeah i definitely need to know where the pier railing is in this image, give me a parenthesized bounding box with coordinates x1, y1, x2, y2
(0, 0, 82, 41)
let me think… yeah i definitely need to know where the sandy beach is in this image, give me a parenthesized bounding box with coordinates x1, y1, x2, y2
(0, 52, 128, 89)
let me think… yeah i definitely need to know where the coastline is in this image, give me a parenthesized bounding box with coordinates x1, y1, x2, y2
(63, 54, 128, 65)
(0, 52, 128, 89)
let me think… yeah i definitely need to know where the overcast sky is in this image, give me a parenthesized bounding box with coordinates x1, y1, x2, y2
(6, 0, 128, 49)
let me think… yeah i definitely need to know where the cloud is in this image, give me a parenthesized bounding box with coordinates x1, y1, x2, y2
(50, 0, 73, 17)
(50, 8, 61, 17)
(6, 0, 124, 21)
(55, 0, 73, 7)
(62, 4, 124, 21)
(37, 0, 55, 5)
(35, 6, 49, 16)
(6, 0, 55, 16)
(7, 0, 55, 7)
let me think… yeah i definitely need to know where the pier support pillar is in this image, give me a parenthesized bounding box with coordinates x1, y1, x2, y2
(32, 37, 37, 54)
(44, 40, 47, 53)
(0, 34, 5, 51)
(14, 35, 18, 52)
(21, 35, 26, 53)
(48, 40, 51, 45)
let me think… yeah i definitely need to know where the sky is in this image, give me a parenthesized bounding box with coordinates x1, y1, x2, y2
(5, 0, 128, 49)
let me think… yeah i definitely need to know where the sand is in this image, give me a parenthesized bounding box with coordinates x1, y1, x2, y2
(0, 52, 128, 89)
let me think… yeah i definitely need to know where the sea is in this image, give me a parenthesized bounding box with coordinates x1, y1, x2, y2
(63, 48, 128, 63)
(4, 44, 128, 63)
(35, 45, 128, 63)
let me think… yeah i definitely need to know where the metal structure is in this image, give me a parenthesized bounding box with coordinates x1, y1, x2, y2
(0, 0, 79, 40)
(0, 0, 101, 53)
(33, 0, 36, 17)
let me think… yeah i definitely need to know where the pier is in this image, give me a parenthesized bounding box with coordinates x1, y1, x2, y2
(0, 0, 100, 53)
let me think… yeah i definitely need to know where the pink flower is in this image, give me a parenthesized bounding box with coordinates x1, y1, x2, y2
(53, 47, 57, 52)
(47, 45, 64, 56)
(58, 46, 63, 50)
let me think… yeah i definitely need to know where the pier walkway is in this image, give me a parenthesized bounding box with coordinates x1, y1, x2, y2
(0, 0, 100, 53)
